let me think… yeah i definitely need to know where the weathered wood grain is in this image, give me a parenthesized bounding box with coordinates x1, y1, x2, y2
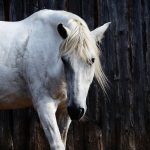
(0, 0, 150, 149)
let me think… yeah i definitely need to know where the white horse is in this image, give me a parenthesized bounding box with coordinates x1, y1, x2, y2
(0, 9, 110, 150)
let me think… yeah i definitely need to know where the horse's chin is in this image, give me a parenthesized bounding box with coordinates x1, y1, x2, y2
(69, 115, 82, 121)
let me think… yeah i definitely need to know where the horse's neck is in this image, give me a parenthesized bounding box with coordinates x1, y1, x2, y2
(46, 61, 67, 101)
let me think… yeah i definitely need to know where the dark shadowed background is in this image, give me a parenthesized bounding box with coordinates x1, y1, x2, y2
(0, 0, 150, 150)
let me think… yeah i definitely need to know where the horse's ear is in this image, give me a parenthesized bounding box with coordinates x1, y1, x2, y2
(91, 22, 111, 43)
(57, 23, 70, 39)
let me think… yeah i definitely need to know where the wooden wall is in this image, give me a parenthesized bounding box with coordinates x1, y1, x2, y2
(0, 0, 150, 150)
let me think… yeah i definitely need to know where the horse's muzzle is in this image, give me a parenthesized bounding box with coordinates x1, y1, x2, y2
(67, 106, 84, 120)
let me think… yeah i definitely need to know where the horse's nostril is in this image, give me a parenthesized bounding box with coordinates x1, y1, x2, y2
(67, 106, 84, 120)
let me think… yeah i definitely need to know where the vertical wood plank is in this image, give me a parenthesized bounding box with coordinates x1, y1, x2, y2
(0, 0, 4, 20)
(3, 0, 10, 21)
(66, 0, 82, 16)
(12, 109, 30, 150)
(0, 111, 14, 150)
(143, 0, 150, 149)
(131, 0, 147, 149)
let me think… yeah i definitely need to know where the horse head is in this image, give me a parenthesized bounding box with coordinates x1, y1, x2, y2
(57, 19, 110, 120)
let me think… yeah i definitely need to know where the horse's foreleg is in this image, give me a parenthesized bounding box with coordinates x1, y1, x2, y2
(56, 101, 71, 146)
(34, 99, 65, 150)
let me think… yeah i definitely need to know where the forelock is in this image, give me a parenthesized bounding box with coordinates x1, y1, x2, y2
(59, 18, 108, 93)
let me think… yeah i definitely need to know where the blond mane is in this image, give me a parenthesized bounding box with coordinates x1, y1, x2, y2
(59, 19, 108, 93)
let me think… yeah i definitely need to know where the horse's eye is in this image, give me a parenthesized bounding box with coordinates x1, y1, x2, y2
(87, 58, 95, 65)
(91, 58, 95, 63)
